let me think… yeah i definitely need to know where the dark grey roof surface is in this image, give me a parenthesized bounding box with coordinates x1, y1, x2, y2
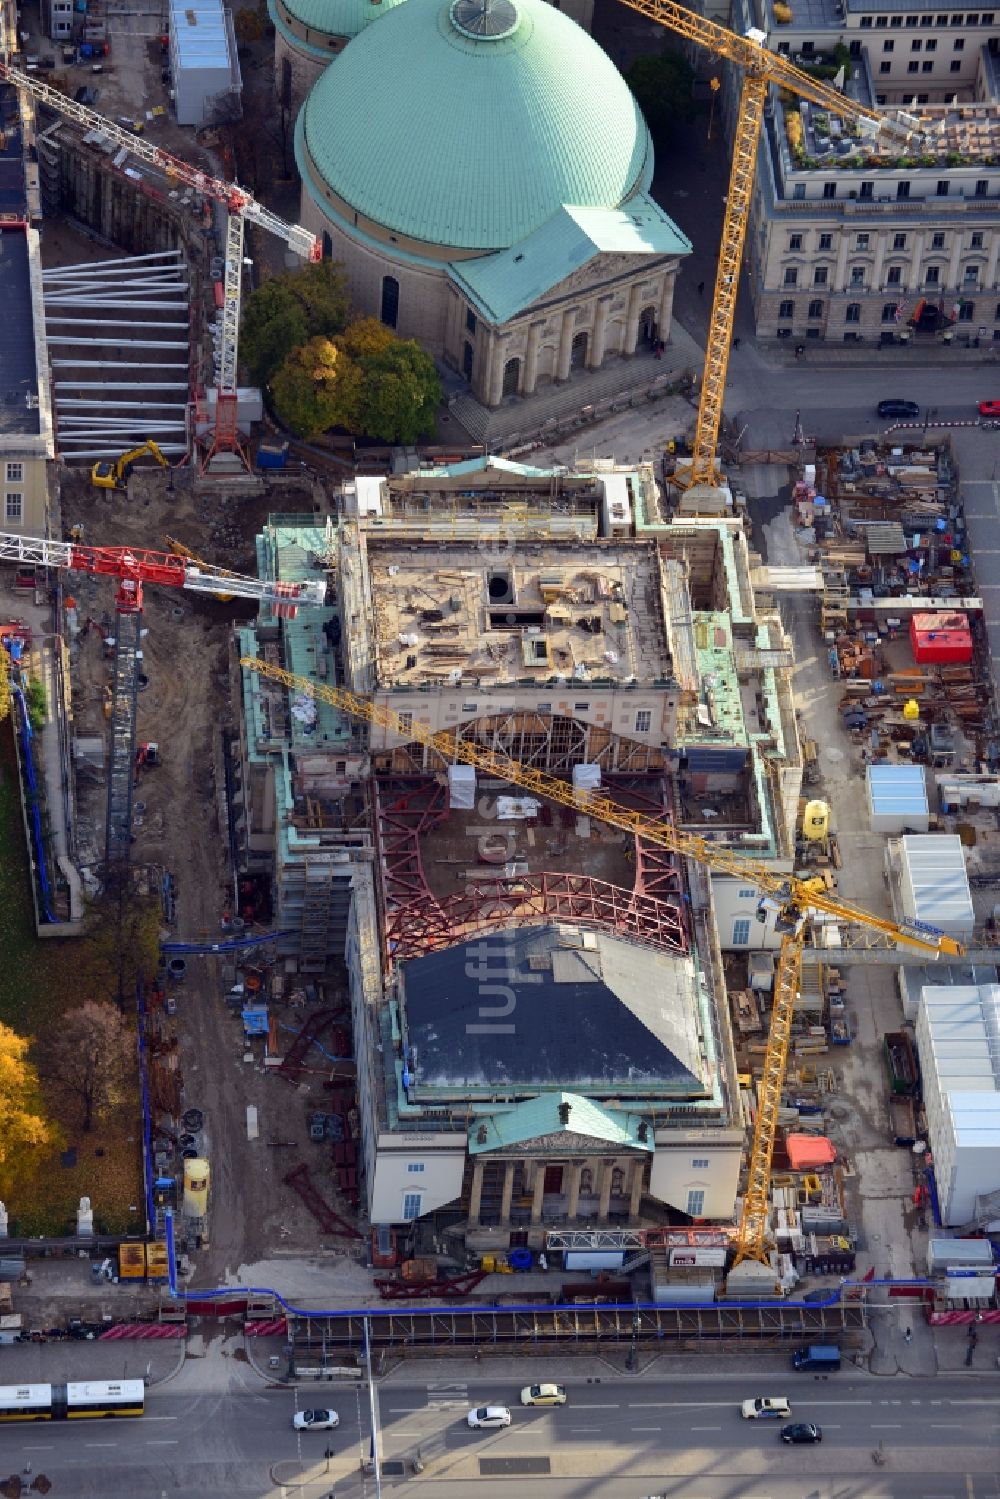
(402, 925, 704, 1094)
(0, 229, 40, 438)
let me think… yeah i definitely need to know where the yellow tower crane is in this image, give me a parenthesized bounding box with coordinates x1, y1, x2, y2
(241, 657, 963, 1268)
(615, 1, 923, 495)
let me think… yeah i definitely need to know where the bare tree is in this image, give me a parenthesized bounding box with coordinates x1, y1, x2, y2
(44, 1002, 132, 1132)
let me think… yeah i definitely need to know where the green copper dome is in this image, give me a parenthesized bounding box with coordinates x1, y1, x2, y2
(299, 0, 654, 253)
(271, 0, 408, 44)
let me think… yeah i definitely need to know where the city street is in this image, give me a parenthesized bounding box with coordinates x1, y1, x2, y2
(4, 1367, 1000, 1499)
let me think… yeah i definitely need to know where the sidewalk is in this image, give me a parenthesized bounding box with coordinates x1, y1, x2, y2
(2, 1336, 185, 1387)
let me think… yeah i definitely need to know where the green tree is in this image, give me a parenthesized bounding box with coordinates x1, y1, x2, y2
(240, 260, 349, 384)
(271, 336, 359, 439)
(626, 48, 696, 143)
(346, 321, 442, 443)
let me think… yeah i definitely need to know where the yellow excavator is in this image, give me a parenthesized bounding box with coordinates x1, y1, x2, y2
(91, 440, 169, 491)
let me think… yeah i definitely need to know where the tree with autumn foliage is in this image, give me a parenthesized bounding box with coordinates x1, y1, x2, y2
(271, 316, 441, 443)
(240, 259, 350, 385)
(0, 1022, 53, 1172)
(42, 1002, 132, 1133)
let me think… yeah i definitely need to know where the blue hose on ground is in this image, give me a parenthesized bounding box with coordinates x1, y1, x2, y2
(277, 1021, 354, 1064)
(12, 685, 58, 924)
(160, 931, 296, 955)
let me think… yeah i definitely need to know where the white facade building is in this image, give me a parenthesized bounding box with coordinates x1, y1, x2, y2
(916, 983, 1000, 1225)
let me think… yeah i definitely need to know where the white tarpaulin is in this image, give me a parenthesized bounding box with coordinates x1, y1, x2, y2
(497, 797, 540, 820)
(573, 763, 601, 793)
(448, 763, 476, 810)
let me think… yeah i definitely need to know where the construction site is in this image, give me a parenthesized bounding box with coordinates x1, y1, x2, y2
(2, 0, 1000, 1389)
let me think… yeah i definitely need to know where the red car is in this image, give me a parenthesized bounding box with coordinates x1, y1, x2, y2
(979, 400, 1000, 417)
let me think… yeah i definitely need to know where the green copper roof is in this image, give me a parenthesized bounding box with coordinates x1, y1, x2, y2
(300, 0, 654, 252)
(451, 197, 691, 324)
(469, 1091, 653, 1155)
(270, 0, 407, 44)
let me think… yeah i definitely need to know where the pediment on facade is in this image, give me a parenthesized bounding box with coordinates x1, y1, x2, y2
(489, 1129, 642, 1157)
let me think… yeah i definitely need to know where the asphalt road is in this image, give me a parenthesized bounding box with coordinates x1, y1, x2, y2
(4, 1370, 1000, 1499)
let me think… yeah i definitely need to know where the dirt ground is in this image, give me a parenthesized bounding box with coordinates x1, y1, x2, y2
(58, 465, 371, 1291)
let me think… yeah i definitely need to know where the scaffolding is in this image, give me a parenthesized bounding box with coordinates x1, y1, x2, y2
(105, 608, 141, 875)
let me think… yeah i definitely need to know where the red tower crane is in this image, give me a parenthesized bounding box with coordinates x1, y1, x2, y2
(0, 529, 326, 878)
(0, 61, 321, 470)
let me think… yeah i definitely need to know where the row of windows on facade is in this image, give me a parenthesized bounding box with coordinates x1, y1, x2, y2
(4, 493, 22, 521)
(789, 231, 985, 251)
(394, 709, 654, 732)
(782, 263, 991, 287)
(794, 179, 992, 201)
(778, 297, 995, 321)
(880, 55, 967, 68)
(858, 10, 995, 25)
(877, 34, 969, 48)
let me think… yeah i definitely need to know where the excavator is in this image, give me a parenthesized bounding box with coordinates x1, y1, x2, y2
(242, 657, 964, 1281)
(91, 440, 169, 491)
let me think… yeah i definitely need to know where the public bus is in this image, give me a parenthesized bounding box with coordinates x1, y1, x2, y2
(0, 1380, 145, 1421)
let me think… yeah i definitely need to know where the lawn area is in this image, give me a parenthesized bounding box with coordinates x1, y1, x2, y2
(0, 720, 145, 1236)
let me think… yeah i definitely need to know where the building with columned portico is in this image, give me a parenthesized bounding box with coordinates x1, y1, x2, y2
(293, 0, 691, 408)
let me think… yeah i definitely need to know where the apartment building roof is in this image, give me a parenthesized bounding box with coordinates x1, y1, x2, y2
(0, 227, 41, 440)
(366, 536, 675, 689)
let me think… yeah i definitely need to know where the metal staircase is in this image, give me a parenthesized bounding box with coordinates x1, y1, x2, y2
(105, 608, 141, 875)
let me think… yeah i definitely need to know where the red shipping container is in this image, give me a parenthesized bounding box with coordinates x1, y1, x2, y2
(909, 611, 972, 665)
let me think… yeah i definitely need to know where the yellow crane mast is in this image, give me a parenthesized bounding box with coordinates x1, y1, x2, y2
(241, 657, 963, 1267)
(615, 0, 922, 492)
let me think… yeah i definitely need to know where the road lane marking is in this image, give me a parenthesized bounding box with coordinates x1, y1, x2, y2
(628, 1401, 670, 1408)
(146, 1440, 179, 1446)
(690, 1425, 721, 1432)
(85, 1442, 118, 1448)
(871, 1423, 902, 1429)
(574, 1403, 619, 1408)
(632, 1426, 662, 1432)
(22, 1446, 53, 1451)
(143, 1415, 179, 1422)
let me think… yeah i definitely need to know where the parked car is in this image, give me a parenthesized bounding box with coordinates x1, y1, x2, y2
(467, 1406, 512, 1430)
(293, 1409, 339, 1431)
(520, 1384, 567, 1407)
(877, 399, 920, 419)
(781, 1421, 823, 1444)
(741, 1396, 791, 1419)
(979, 399, 1000, 417)
(792, 1344, 841, 1371)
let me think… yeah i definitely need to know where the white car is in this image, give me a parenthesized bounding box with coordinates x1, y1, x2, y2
(467, 1405, 512, 1430)
(740, 1397, 791, 1420)
(520, 1383, 567, 1407)
(293, 1408, 340, 1431)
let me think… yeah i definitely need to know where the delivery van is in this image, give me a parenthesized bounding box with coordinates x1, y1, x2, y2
(792, 1345, 841, 1372)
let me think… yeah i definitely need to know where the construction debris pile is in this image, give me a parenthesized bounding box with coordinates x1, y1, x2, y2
(794, 439, 994, 760)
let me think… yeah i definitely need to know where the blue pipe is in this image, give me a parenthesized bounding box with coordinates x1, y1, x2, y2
(160, 930, 295, 955)
(159, 1254, 933, 1320)
(12, 684, 58, 924)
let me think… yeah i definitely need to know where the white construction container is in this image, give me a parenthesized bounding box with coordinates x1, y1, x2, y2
(867, 763, 929, 834)
(888, 834, 975, 941)
(169, 0, 241, 127)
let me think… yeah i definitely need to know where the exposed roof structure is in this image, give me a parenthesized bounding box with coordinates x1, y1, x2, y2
(451, 199, 691, 324)
(298, 0, 654, 252)
(400, 925, 707, 1097)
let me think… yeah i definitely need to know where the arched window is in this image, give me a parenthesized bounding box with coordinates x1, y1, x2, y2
(280, 57, 292, 111)
(638, 305, 657, 347)
(571, 331, 588, 369)
(579, 1167, 594, 1195)
(610, 1166, 625, 1196)
(502, 357, 520, 398)
(381, 275, 399, 329)
(321, 232, 333, 261)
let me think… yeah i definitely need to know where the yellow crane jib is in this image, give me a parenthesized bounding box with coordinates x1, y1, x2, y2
(240, 658, 963, 1270)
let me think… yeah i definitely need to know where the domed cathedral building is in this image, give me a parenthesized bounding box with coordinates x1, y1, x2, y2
(270, 0, 409, 115)
(294, 0, 691, 410)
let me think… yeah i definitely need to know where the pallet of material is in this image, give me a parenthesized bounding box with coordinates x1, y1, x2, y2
(732, 989, 762, 1034)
